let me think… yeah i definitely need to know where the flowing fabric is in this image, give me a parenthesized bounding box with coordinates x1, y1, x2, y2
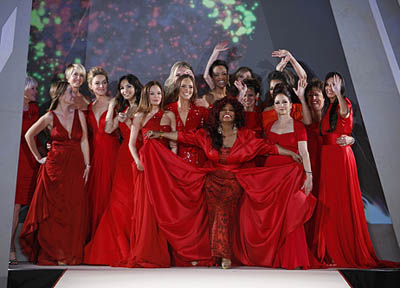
(141, 128, 315, 268)
(16, 102, 40, 205)
(84, 118, 136, 266)
(86, 103, 120, 238)
(245, 111, 265, 167)
(263, 119, 313, 269)
(314, 98, 395, 268)
(19, 110, 88, 265)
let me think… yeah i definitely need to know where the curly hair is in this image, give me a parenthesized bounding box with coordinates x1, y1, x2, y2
(115, 74, 143, 112)
(207, 97, 245, 149)
(87, 66, 108, 91)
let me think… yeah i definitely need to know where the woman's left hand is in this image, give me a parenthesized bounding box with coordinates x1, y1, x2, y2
(332, 74, 342, 97)
(293, 78, 307, 100)
(83, 166, 90, 183)
(118, 112, 127, 122)
(235, 80, 247, 103)
(302, 174, 313, 195)
(290, 152, 302, 163)
(145, 130, 161, 139)
(336, 135, 355, 146)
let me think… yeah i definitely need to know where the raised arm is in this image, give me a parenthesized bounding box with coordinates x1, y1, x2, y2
(78, 110, 90, 183)
(298, 140, 312, 195)
(293, 78, 312, 125)
(129, 113, 144, 171)
(25, 112, 53, 164)
(203, 41, 229, 89)
(272, 49, 307, 80)
(331, 74, 349, 118)
(104, 98, 119, 134)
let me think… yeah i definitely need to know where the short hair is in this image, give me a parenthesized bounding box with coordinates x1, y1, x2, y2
(87, 66, 108, 88)
(267, 71, 289, 86)
(209, 59, 229, 78)
(233, 66, 253, 81)
(25, 76, 38, 91)
(65, 63, 86, 82)
(243, 78, 261, 95)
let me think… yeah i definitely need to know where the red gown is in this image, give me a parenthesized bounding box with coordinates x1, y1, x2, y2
(16, 102, 40, 205)
(86, 103, 120, 238)
(165, 102, 208, 166)
(314, 98, 385, 267)
(84, 117, 137, 266)
(139, 128, 315, 267)
(264, 120, 312, 269)
(245, 111, 265, 166)
(126, 110, 171, 268)
(19, 110, 88, 265)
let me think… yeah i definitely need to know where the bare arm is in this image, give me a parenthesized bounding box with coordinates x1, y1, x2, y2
(276, 144, 302, 163)
(78, 110, 90, 183)
(298, 140, 312, 195)
(161, 111, 177, 154)
(25, 112, 53, 163)
(129, 113, 144, 171)
(105, 98, 119, 134)
(332, 74, 349, 118)
(203, 41, 229, 90)
(272, 49, 307, 80)
(293, 78, 312, 125)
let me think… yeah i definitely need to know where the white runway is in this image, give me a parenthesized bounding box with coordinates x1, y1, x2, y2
(50, 266, 350, 288)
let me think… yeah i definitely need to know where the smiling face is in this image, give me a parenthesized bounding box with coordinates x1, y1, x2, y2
(243, 87, 257, 110)
(273, 93, 292, 116)
(24, 84, 38, 102)
(90, 74, 108, 97)
(178, 77, 194, 101)
(68, 69, 84, 89)
(212, 65, 229, 89)
(219, 103, 235, 124)
(120, 79, 135, 101)
(324, 77, 336, 100)
(307, 87, 324, 112)
(149, 85, 162, 106)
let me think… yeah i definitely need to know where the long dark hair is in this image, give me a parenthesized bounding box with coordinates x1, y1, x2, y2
(169, 74, 197, 103)
(207, 97, 245, 149)
(324, 72, 345, 132)
(115, 74, 143, 112)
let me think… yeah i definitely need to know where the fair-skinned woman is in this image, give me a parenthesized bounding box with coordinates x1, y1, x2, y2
(125, 81, 175, 268)
(10, 77, 40, 265)
(84, 74, 143, 266)
(86, 67, 120, 239)
(145, 97, 312, 269)
(264, 83, 313, 269)
(164, 61, 195, 105)
(20, 81, 89, 265)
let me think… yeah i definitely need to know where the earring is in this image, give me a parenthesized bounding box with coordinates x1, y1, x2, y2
(217, 126, 222, 134)
(233, 124, 237, 134)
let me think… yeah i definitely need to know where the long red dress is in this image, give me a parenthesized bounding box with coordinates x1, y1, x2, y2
(86, 103, 120, 238)
(84, 117, 137, 266)
(314, 98, 384, 267)
(19, 110, 88, 265)
(165, 102, 208, 167)
(245, 110, 265, 167)
(264, 120, 312, 269)
(139, 128, 315, 267)
(16, 102, 40, 205)
(126, 110, 171, 268)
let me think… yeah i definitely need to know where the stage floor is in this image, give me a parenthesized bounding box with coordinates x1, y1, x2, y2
(9, 263, 351, 288)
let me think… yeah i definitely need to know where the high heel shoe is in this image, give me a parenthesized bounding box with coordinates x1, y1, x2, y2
(9, 251, 18, 265)
(221, 258, 231, 269)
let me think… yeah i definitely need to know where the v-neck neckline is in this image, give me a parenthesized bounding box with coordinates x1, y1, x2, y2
(53, 110, 75, 140)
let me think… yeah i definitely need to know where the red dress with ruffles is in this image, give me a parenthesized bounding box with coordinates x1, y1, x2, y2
(264, 120, 313, 269)
(314, 98, 387, 267)
(139, 128, 315, 268)
(16, 102, 40, 204)
(86, 103, 120, 238)
(19, 110, 88, 265)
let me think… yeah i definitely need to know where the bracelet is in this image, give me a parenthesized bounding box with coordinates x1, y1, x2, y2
(85, 164, 91, 168)
(305, 171, 312, 174)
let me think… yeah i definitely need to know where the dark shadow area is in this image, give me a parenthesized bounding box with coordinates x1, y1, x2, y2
(7, 269, 65, 288)
(340, 269, 400, 288)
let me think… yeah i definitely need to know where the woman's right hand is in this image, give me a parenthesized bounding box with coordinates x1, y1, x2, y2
(145, 130, 161, 139)
(37, 157, 47, 164)
(213, 41, 229, 54)
(290, 152, 302, 164)
(136, 161, 144, 171)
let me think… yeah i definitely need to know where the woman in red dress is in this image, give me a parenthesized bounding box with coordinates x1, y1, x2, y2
(86, 67, 120, 238)
(146, 97, 311, 269)
(313, 72, 383, 267)
(10, 77, 40, 265)
(20, 81, 90, 265)
(84, 74, 143, 266)
(164, 61, 195, 104)
(126, 81, 176, 268)
(264, 83, 313, 269)
(165, 74, 208, 167)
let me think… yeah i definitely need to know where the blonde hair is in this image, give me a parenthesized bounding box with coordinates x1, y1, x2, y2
(65, 63, 86, 82)
(136, 81, 164, 114)
(25, 76, 38, 91)
(48, 81, 69, 111)
(164, 61, 193, 99)
(87, 66, 108, 91)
